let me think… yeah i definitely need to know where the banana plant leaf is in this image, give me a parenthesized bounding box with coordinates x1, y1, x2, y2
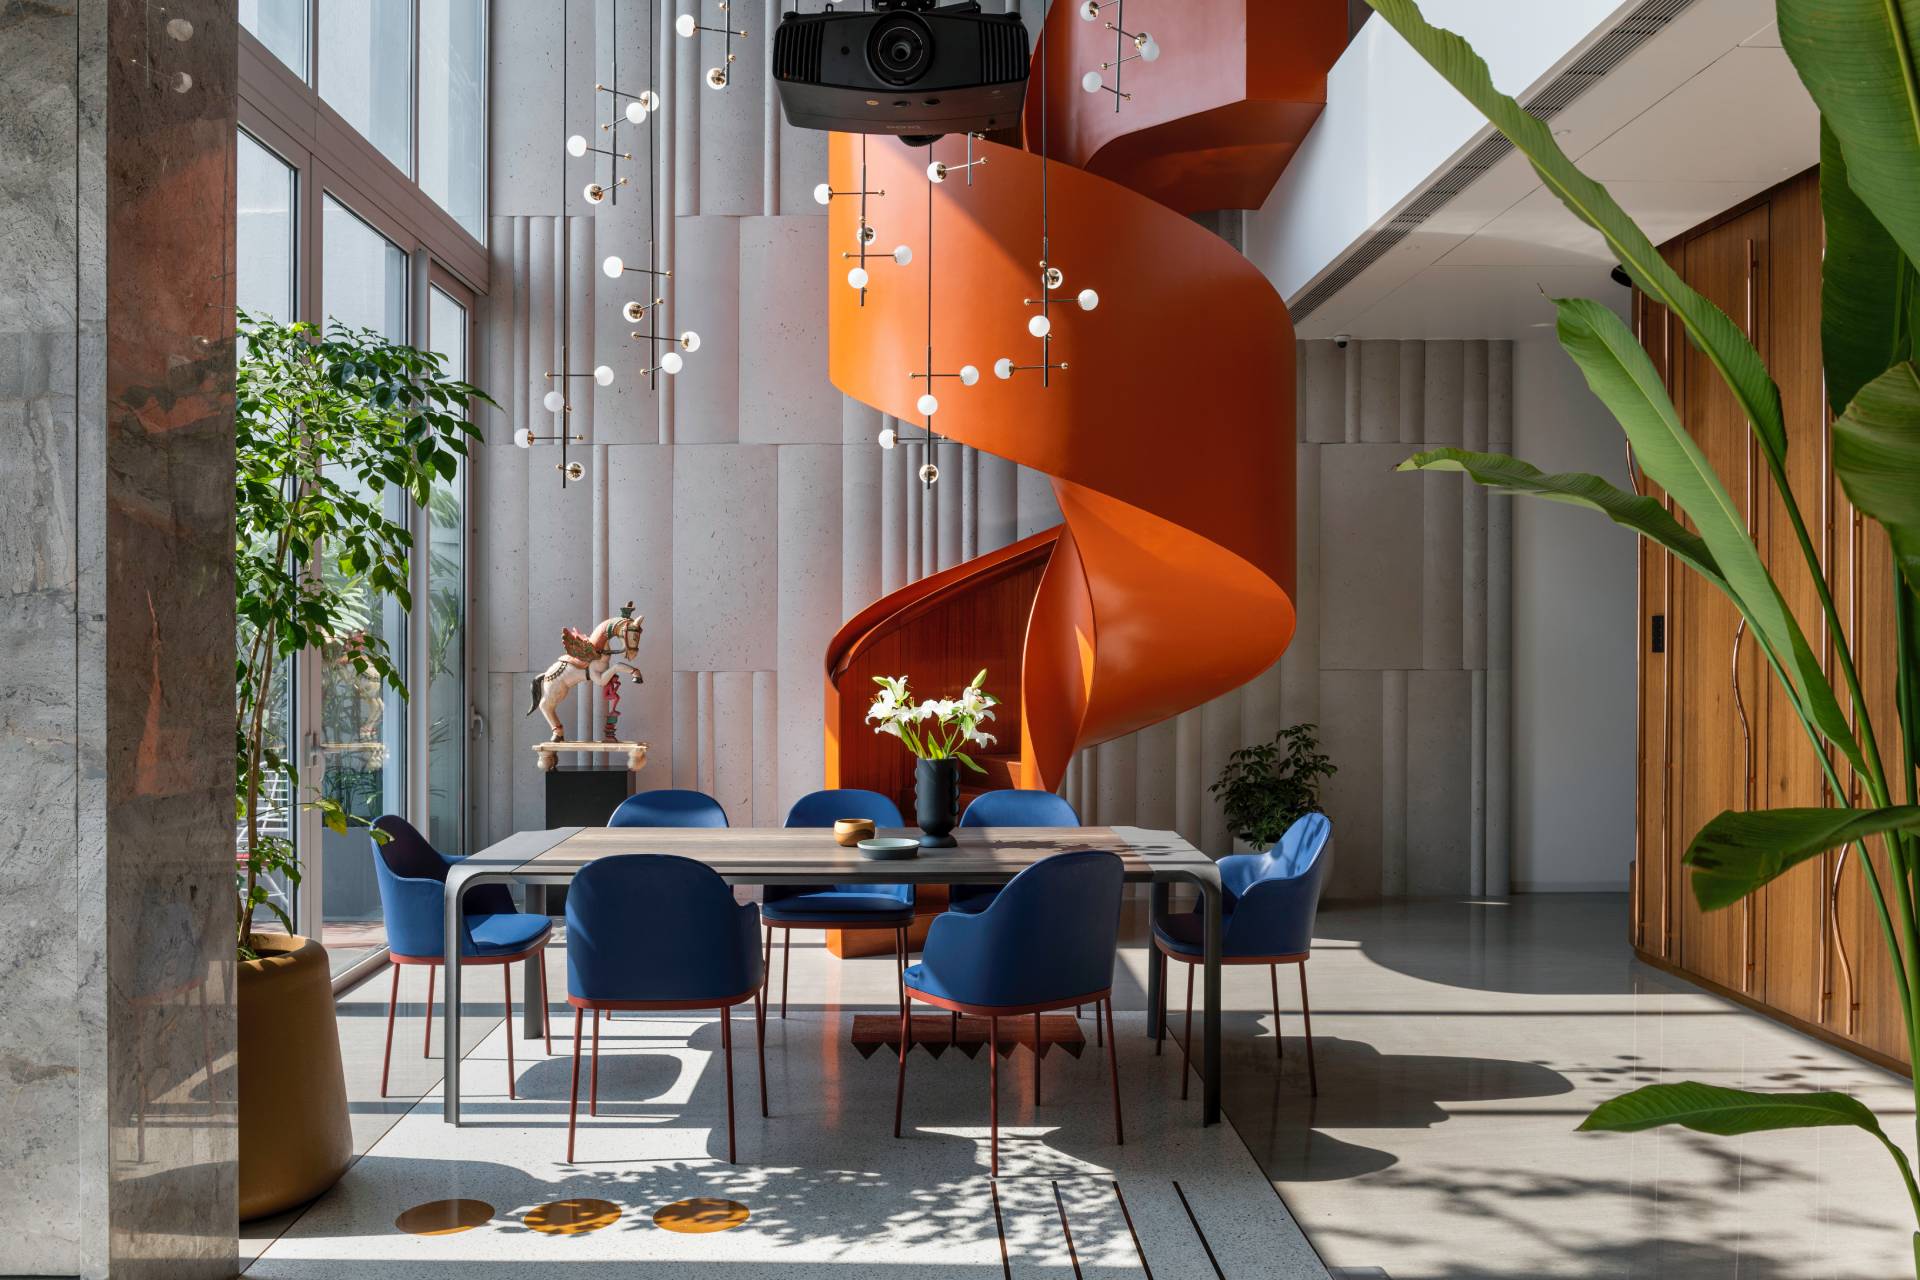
(1833, 361, 1920, 603)
(1684, 804, 1920, 911)
(1581, 1081, 1893, 1139)
(1552, 297, 1864, 775)
(1395, 448, 1722, 585)
(1778, 0, 1920, 272)
(1818, 120, 1915, 419)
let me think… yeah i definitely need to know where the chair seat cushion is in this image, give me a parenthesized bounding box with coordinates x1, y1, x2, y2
(903, 960, 966, 1006)
(947, 883, 1000, 915)
(465, 912, 552, 957)
(760, 890, 915, 924)
(1154, 909, 1276, 959)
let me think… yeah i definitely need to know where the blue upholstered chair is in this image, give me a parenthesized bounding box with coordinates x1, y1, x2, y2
(1153, 812, 1332, 1096)
(764, 789, 915, 1019)
(369, 814, 554, 1100)
(949, 789, 1083, 915)
(608, 788, 731, 828)
(563, 853, 765, 1164)
(894, 850, 1126, 1175)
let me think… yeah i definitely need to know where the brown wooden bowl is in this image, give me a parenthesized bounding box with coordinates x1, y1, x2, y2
(833, 818, 877, 847)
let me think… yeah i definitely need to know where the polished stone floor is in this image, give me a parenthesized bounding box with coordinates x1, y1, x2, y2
(248, 893, 1919, 1277)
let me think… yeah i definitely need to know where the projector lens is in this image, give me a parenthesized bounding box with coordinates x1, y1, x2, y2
(868, 14, 932, 86)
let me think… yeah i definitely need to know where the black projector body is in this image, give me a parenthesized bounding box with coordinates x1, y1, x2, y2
(773, 0, 1030, 141)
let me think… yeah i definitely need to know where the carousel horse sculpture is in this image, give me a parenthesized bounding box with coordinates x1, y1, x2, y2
(526, 602, 644, 742)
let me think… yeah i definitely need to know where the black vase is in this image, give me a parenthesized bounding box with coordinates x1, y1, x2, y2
(914, 756, 960, 848)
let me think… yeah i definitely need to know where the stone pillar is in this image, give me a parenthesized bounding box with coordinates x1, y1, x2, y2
(0, 1, 237, 1274)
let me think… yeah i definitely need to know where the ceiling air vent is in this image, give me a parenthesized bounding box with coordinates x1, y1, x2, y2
(1290, 0, 1698, 322)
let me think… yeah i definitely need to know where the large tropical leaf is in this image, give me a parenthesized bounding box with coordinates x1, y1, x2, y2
(1684, 804, 1920, 911)
(1778, 0, 1920, 271)
(1580, 1082, 1890, 1139)
(1834, 361, 1920, 602)
(1819, 120, 1914, 418)
(1365, 0, 1789, 473)
(1396, 448, 1724, 584)
(1553, 298, 1863, 774)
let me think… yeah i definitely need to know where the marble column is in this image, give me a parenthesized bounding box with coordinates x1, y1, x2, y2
(0, 1, 237, 1275)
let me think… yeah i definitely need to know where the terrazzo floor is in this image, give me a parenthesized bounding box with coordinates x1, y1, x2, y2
(246, 990, 1326, 1277)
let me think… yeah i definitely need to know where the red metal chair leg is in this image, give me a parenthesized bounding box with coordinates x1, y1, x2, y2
(781, 929, 792, 1020)
(988, 1014, 1000, 1177)
(895, 928, 907, 1017)
(1155, 962, 1166, 1056)
(755, 984, 769, 1118)
(538, 947, 553, 1054)
(502, 965, 516, 1100)
(1299, 962, 1318, 1096)
(566, 1008, 584, 1163)
(721, 1005, 737, 1164)
(423, 963, 436, 1057)
(590, 1009, 601, 1116)
(1104, 996, 1124, 1146)
(1181, 962, 1194, 1102)
(381, 961, 400, 1098)
(1271, 963, 1283, 1060)
(1095, 997, 1103, 1048)
(893, 996, 910, 1138)
(1032, 1011, 1042, 1105)
(762, 925, 773, 1005)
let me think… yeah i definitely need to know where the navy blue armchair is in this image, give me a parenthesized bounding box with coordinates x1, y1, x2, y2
(563, 853, 765, 1164)
(368, 815, 553, 1100)
(895, 849, 1125, 1175)
(1152, 812, 1332, 1096)
(608, 788, 730, 828)
(763, 789, 914, 1019)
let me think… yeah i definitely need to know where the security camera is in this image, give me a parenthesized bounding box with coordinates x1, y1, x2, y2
(1334, 334, 1351, 349)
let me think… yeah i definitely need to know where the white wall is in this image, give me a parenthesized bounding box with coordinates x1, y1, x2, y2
(1510, 333, 1638, 892)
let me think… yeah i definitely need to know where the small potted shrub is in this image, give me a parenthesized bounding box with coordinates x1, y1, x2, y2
(1209, 723, 1336, 850)
(233, 316, 485, 1218)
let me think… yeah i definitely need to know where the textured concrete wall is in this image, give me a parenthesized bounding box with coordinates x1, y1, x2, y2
(474, 3, 1512, 897)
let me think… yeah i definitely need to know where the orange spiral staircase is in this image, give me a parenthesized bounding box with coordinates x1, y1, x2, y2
(821, 2, 1347, 896)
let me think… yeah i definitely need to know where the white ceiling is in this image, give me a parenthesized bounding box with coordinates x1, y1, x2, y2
(1296, 0, 1815, 338)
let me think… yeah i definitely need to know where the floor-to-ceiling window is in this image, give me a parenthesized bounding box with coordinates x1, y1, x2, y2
(237, 0, 487, 982)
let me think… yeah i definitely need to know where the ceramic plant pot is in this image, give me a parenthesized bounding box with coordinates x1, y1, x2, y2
(237, 934, 352, 1220)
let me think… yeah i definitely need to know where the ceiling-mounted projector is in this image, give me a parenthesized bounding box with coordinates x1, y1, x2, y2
(773, 0, 1030, 143)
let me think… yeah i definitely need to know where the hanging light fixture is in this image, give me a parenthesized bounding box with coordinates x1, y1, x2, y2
(1079, 0, 1159, 110)
(676, 2, 747, 90)
(998, 14, 1100, 388)
(819, 136, 914, 306)
(896, 141, 981, 486)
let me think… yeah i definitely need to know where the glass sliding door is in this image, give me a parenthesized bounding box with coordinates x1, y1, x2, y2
(317, 197, 411, 974)
(425, 282, 470, 853)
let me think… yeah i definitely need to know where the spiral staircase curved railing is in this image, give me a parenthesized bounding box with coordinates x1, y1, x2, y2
(824, 0, 1348, 802)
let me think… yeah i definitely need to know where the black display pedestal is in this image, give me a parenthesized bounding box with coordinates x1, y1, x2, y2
(530, 766, 633, 927)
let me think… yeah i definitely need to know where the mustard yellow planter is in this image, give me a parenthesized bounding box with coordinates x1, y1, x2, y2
(238, 935, 352, 1221)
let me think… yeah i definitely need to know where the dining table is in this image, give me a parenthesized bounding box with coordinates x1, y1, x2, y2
(438, 823, 1228, 1125)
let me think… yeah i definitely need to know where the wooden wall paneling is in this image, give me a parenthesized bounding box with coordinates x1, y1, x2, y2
(1634, 288, 1677, 960)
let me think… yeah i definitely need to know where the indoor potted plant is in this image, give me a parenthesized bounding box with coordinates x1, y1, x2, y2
(867, 669, 999, 847)
(234, 314, 485, 1218)
(1210, 723, 1336, 851)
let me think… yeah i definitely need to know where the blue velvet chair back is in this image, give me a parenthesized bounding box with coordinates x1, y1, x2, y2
(959, 789, 1080, 827)
(608, 789, 730, 828)
(1220, 812, 1332, 958)
(369, 814, 516, 958)
(919, 850, 1124, 1007)
(565, 854, 762, 1003)
(775, 788, 910, 903)
(784, 788, 904, 829)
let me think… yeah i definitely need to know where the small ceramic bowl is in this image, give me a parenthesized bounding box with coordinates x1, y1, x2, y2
(833, 818, 876, 847)
(856, 837, 920, 861)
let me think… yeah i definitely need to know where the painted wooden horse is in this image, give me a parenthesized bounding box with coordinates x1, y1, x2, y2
(526, 604, 644, 742)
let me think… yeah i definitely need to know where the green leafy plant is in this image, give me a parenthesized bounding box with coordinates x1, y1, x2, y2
(1368, 0, 1920, 1266)
(235, 315, 489, 958)
(1209, 723, 1335, 848)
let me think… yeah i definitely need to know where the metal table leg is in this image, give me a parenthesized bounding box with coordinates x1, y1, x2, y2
(1146, 881, 1169, 1039)
(523, 883, 548, 1038)
(1201, 876, 1222, 1126)
(442, 875, 466, 1124)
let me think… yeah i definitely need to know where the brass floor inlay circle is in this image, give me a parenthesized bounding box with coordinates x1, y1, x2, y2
(525, 1197, 623, 1235)
(394, 1198, 494, 1235)
(653, 1197, 751, 1233)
